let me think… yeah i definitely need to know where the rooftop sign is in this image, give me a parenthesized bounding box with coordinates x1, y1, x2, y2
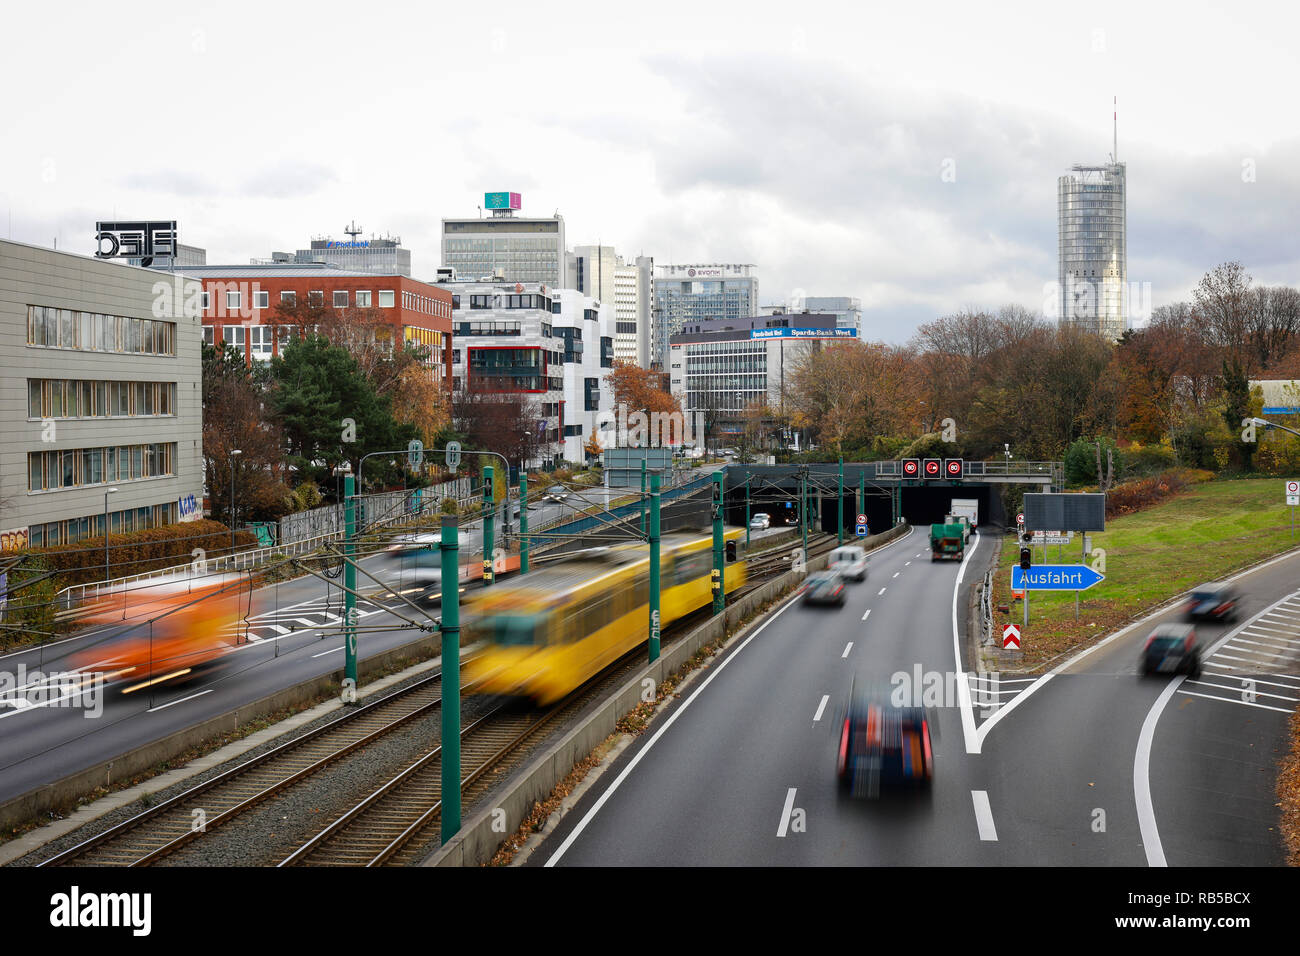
(485, 192, 521, 210)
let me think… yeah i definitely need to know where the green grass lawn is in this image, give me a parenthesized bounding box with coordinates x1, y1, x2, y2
(990, 478, 1300, 671)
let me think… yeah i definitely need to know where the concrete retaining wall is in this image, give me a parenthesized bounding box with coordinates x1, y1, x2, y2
(0, 633, 443, 834)
(425, 521, 909, 866)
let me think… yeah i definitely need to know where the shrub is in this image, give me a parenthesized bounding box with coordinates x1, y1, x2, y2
(1064, 437, 1125, 486)
(440, 497, 460, 515)
(1103, 467, 1210, 517)
(1122, 441, 1177, 477)
(21, 519, 257, 589)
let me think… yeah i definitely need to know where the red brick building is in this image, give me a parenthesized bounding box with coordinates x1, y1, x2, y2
(176, 264, 453, 384)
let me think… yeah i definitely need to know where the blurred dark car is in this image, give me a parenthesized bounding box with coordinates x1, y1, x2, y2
(802, 570, 846, 606)
(1141, 623, 1202, 677)
(1183, 582, 1240, 624)
(837, 694, 934, 797)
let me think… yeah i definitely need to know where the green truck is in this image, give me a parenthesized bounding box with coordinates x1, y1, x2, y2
(930, 522, 965, 561)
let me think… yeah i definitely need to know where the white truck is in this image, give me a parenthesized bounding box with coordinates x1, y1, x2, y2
(944, 514, 971, 543)
(950, 498, 979, 532)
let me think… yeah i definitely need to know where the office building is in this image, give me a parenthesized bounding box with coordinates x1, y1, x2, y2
(175, 263, 453, 384)
(265, 223, 412, 276)
(762, 296, 862, 335)
(0, 239, 204, 550)
(653, 263, 758, 369)
(444, 279, 613, 465)
(441, 193, 566, 285)
(667, 314, 854, 443)
(1058, 161, 1127, 340)
(570, 246, 654, 368)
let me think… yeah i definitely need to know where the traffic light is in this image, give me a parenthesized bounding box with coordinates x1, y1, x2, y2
(923, 458, 941, 479)
(725, 540, 738, 562)
(1019, 547, 1031, 570)
(902, 458, 920, 478)
(945, 458, 963, 480)
(711, 474, 723, 520)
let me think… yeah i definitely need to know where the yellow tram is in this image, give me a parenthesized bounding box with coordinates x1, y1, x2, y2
(461, 530, 746, 704)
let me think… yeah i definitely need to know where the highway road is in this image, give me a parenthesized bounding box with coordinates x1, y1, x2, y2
(536, 531, 1300, 867)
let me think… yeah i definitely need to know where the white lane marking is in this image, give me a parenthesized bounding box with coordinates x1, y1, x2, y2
(542, 526, 918, 867)
(861, 609, 871, 622)
(905, 561, 912, 566)
(842, 642, 854, 658)
(776, 788, 798, 837)
(813, 695, 829, 722)
(878, 588, 887, 595)
(971, 790, 998, 841)
(1134, 676, 1182, 867)
(1134, 587, 1300, 868)
(545, 587, 806, 866)
(892, 571, 900, 579)
(951, 532, 982, 754)
(1232, 633, 1300, 650)
(1183, 680, 1299, 702)
(311, 646, 345, 659)
(146, 688, 213, 713)
(1201, 668, 1300, 689)
(1223, 643, 1294, 660)
(1175, 689, 1296, 713)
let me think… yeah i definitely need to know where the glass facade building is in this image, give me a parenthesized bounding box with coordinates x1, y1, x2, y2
(653, 264, 758, 369)
(1058, 163, 1127, 340)
(441, 214, 565, 285)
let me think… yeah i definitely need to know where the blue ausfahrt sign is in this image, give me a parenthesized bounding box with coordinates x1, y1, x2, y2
(1011, 565, 1105, 591)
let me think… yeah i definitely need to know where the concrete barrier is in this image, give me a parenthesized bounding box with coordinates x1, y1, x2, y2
(424, 520, 909, 866)
(0, 633, 444, 834)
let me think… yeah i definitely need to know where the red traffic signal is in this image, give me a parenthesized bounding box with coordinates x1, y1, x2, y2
(923, 458, 941, 478)
(902, 459, 920, 477)
(945, 458, 963, 479)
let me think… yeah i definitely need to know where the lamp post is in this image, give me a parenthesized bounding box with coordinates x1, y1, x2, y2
(103, 487, 118, 579)
(229, 449, 242, 554)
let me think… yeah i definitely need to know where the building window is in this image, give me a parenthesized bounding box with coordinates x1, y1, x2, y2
(26, 306, 175, 356)
(281, 291, 297, 306)
(254, 290, 269, 309)
(356, 290, 372, 308)
(202, 326, 215, 347)
(250, 326, 274, 361)
(333, 290, 349, 308)
(309, 291, 324, 306)
(202, 292, 210, 312)
(223, 325, 246, 356)
(226, 290, 241, 311)
(379, 290, 395, 308)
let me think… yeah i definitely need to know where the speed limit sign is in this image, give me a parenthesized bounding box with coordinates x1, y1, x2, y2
(1016, 512, 1024, 525)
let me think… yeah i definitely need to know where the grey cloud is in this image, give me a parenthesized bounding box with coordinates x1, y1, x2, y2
(241, 162, 338, 199)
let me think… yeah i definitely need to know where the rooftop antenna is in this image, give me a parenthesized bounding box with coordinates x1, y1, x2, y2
(344, 220, 363, 240)
(1112, 95, 1117, 164)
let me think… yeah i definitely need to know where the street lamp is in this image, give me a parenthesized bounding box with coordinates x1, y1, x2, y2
(229, 449, 242, 554)
(1249, 417, 1300, 440)
(103, 487, 118, 580)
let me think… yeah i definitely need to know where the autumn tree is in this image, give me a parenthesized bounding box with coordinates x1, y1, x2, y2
(201, 342, 293, 523)
(603, 359, 683, 446)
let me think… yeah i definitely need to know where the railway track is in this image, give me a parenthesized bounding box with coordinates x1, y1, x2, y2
(276, 535, 832, 867)
(37, 668, 455, 867)
(37, 532, 824, 867)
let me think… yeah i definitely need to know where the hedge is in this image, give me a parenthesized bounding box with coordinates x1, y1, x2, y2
(20, 519, 257, 589)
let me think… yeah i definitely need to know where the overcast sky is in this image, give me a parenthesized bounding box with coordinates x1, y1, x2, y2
(4, 0, 1298, 343)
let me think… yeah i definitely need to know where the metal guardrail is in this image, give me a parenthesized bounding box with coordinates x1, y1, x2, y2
(979, 568, 994, 645)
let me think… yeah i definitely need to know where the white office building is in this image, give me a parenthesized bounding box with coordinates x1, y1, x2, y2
(445, 281, 613, 465)
(570, 245, 654, 368)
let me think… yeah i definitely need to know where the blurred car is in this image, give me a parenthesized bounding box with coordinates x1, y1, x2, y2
(542, 485, 569, 502)
(828, 545, 868, 582)
(802, 570, 846, 606)
(1183, 582, 1240, 624)
(1140, 623, 1202, 677)
(837, 693, 934, 797)
(750, 512, 771, 530)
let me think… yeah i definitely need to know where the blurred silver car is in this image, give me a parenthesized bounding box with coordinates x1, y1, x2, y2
(827, 545, 868, 582)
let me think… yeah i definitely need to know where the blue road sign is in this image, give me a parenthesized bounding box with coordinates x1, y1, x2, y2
(856, 524, 868, 536)
(1011, 565, 1105, 591)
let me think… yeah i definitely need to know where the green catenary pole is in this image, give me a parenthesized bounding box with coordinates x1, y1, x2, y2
(745, 475, 751, 547)
(859, 471, 865, 536)
(641, 457, 647, 536)
(712, 470, 725, 614)
(649, 472, 661, 663)
(837, 455, 844, 544)
(801, 472, 808, 560)
(439, 515, 461, 842)
(519, 472, 528, 574)
(343, 472, 357, 697)
(482, 464, 494, 586)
